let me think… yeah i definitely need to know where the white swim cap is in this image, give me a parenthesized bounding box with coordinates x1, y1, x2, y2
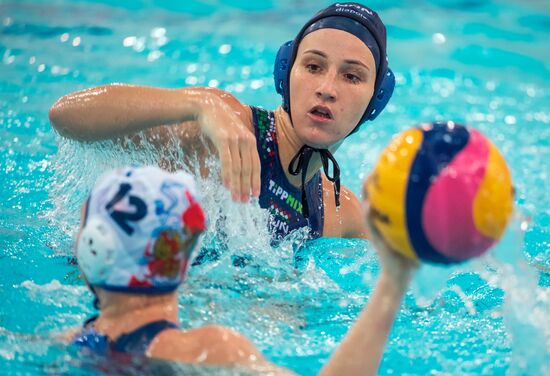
(76, 166, 207, 293)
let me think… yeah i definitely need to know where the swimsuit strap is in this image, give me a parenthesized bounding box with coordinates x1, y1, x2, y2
(83, 315, 99, 327)
(72, 315, 108, 355)
(250, 106, 325, 239)
(110, 320, 179, 354)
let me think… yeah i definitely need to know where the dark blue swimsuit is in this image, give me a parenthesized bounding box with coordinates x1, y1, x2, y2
(251, 106, 324, 240)
(73, 316, 178, 356)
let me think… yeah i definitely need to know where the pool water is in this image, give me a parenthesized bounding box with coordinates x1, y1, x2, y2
(1, 0, 549, 374)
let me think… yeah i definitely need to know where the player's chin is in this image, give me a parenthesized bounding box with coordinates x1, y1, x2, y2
(298, 128, 342, 149)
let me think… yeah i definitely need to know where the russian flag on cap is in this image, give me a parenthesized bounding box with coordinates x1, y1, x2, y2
(182, 191, 206, 233)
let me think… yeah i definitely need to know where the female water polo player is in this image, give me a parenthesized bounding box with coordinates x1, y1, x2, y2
(69, 166, 415, 375)
(49, 3, 395, 240)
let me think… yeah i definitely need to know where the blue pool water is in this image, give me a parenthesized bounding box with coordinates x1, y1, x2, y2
(1, 0, 549, 374)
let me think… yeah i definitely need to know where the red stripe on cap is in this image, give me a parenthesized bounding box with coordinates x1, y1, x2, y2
(183, 191, 206, 233)
(129, 275, 152, 287)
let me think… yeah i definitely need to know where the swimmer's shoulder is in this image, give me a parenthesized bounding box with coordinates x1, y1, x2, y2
(322, 177, 368, 239)
(147, 324, 264, 365)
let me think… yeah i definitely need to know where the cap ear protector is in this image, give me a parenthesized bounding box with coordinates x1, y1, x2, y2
(365, 68, 395, 122)
(273, 39, 394, 133)
(76, 216, 121, 285)
(274, 40, 293, 98)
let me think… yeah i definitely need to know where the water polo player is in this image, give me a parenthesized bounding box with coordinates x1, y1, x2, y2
(68, 165, 415, 375)
(70, 165, 281, 369)
(49, 2, 395, 240)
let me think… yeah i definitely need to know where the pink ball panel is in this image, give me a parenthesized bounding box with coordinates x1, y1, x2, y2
(421, 129, 495, 261)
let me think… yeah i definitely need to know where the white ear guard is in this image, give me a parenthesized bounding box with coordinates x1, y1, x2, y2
(76, 216, 120, 285)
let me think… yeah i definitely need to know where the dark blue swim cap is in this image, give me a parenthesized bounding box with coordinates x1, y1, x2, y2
(302, 16, 381, 74)
(274, 2, 395, 135)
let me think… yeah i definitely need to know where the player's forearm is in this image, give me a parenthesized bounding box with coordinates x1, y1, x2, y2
(319, 271, 409, 376)
(49, 84, 206, 141)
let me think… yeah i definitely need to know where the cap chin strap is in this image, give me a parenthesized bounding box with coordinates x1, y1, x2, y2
(288, 145, 340, 218)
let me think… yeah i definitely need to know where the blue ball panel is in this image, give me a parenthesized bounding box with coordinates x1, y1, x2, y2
(405, 122, 470, 264)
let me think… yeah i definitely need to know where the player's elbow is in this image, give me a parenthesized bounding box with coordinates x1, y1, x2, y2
(48, 97, 92, 141)
(49, 97, 72, 137)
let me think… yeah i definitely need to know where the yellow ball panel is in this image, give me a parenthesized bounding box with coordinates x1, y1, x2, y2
(367, 128, 423, 261)
(473, 141, 514, 239)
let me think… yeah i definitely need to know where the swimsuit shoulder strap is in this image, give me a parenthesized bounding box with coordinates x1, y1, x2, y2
(110, 320, 179, 354)
(250, 106, 278, 163)
(83, 315, 99, 327)
(72, 315, 109, 355)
